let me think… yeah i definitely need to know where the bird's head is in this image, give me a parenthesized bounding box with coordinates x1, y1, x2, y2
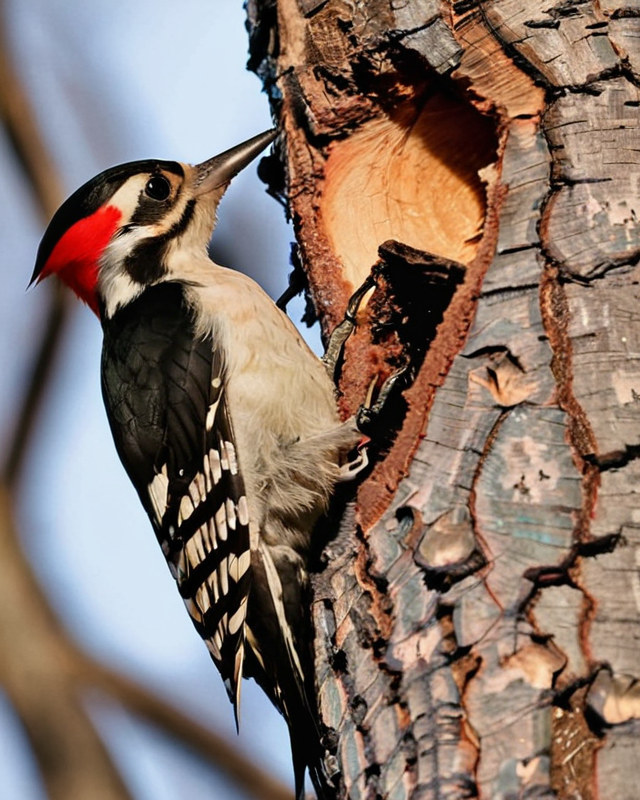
(31, 129, 277, 318)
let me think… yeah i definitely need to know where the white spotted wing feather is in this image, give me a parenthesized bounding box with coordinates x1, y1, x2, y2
(101, 283, 251, 717)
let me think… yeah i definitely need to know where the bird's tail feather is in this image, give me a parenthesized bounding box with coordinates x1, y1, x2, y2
(244, 541, 334, 800)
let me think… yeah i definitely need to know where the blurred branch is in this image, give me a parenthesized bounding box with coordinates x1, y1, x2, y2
(2, 281, 70, 489)
(0, 486, 135, 800)
(0, 483, 293, 800)
(0, 7, 293, 800)
(0, 22, 63, 217)
(0, 9, 72, 489)
(82, 661, 294, 800)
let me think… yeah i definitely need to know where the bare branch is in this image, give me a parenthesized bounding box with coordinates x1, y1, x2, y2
(82, 660, 294, 800)
(0, 486, 135, 800)
(0, 12, 63, 219)
(0, 480, 294, 800)
(0, 5, 72, 489)
(2, 282, 70, 489)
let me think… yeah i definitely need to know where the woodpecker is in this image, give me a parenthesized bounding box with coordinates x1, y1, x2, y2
(31, 130, 361, 799)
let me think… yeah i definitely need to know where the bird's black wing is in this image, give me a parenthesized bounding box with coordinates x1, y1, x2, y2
(101, 282, 250, 714)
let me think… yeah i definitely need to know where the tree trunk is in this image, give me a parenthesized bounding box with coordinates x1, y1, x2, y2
(247, 2, 640, 798)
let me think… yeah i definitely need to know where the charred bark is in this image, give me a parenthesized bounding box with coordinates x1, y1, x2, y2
(247, 2, 640, 798)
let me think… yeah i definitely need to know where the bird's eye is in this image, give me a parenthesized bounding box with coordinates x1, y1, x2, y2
(145, 175, 171, 201)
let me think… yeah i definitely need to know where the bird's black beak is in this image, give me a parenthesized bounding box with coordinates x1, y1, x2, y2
(193, 129, 277, 197)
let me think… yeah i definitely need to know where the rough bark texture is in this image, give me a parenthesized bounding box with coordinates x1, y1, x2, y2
(247, 2, 640, 798)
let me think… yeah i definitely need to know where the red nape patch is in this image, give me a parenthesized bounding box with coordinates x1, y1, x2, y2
(40, 204, 122, 315)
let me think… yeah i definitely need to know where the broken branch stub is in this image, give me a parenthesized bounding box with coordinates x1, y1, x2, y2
(351, 241, 466, 444)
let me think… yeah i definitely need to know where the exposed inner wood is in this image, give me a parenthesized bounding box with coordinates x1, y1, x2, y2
(451, 4, 545, 119)
(321, 91, 498, 290)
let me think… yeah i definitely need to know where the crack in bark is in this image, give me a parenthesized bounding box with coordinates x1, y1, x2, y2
(607, 8, 640, 20)
(536, 109, 603, 798)
(451, 408, 513, 794)
(539, 265, 600, 540)
(476, 1, 559, 91)
(477, 0, 636, 95)
(519, 531, 623, 613)
(556, 248, 640, 283)
(478, 281, 541, 299)
(583, 444, 640, 471)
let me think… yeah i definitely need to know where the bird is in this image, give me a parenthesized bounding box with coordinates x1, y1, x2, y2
(31, 129, 363, 799)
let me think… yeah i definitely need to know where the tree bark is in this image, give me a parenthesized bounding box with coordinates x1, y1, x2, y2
(247, 1, 640, 798)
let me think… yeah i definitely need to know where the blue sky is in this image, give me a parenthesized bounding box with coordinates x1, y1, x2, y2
(1, 1, 314, 797)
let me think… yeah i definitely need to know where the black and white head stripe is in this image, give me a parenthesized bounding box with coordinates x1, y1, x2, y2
(122, 198, 197, 286)
(31, 160, 184, 284)
(101, 282, 250, 713)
